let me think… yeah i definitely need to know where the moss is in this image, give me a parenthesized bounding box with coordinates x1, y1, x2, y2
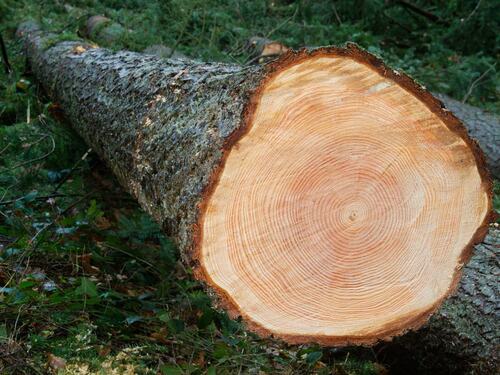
(41, 31, 82, 50)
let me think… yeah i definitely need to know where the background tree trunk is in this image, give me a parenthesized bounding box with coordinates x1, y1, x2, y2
(17, 22, 498, 374)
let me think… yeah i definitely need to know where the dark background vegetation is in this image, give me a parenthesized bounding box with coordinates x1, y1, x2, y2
(0, 1, 498, 374)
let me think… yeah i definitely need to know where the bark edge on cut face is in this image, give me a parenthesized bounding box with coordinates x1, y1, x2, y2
(193, 45, 494, 346)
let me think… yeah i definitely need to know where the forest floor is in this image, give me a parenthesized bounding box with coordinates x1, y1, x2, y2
(0, 1, 499, 374)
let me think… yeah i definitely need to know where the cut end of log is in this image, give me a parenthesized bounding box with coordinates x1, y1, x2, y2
(195, 46, 493, 345)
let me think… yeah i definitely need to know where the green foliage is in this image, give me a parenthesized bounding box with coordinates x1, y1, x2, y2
(0, 0, 498, 373)
(42, 32, 82, 50)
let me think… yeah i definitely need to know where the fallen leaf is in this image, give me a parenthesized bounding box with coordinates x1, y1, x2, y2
(95, 216, 112, 230)
(150, 327, 169, 344)
(99, 345, 111, 357)
(196, 351, 206, 367)
(76, 253, 100, 274)
(47, 353, 66, 371)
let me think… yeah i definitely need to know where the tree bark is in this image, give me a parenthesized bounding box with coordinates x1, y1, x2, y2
(16, 21, 265, 257)
(17, 22, 497, 373)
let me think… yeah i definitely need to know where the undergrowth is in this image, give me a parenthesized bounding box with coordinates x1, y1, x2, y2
(0, 0, 498, 374)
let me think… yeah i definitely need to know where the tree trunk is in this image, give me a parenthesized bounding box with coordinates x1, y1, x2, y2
(17, 22, 496, 371)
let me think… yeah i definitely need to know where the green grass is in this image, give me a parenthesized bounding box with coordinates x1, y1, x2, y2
(0, 0, 498, 373)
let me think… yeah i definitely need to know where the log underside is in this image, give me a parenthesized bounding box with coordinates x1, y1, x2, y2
(17, 22, 498, 372)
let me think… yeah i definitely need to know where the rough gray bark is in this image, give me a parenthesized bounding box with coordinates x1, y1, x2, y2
(17, 21, 264, 264)
(17, 22, 499, 374)
(435, 93, 500, 179)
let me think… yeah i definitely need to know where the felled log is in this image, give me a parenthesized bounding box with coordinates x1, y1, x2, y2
(17, 22, 497, 370)
(82, 15, 126, 46)
(143, 44, 187, 60)
(83, 16, 187, 60)
(390, 227, 499, 374)
(247, 36, 290, 63)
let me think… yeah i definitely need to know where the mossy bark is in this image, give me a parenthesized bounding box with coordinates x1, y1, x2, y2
(17, 22, 499, 373)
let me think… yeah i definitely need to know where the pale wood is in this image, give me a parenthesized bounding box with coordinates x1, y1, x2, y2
(201, 56, 491, 343)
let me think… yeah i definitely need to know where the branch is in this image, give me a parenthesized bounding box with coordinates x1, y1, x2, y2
(0, 33, 12, 74)
(462, 63, 496, 104)
(52, 148, 92, 194)
(393, 1, 449, 25)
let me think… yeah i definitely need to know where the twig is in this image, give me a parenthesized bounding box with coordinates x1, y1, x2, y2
(11, 305, 25, 342)
(101, 243, 158, 272)
(0, 193, 81, 207)
(37, 114, 71, 139)
(0, 181, 20, 209)
(265, 5, 299, 39)
(52, 147, 92, 194)
(344, 351, 350, 364)
(0, 142, 11, 156)
(393, 0, 448, 25)
(462, 63, 496, 104)
(0, 33, 12, 74)
(382, 11, 413, 33)
(0, 190, 96, 296)
(28, 189, 97, 246)
(26, 99, 30, 124)
(463, 0, 482, 23)
(6, 135, 55, 171)
(332, 2, 342, 25)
